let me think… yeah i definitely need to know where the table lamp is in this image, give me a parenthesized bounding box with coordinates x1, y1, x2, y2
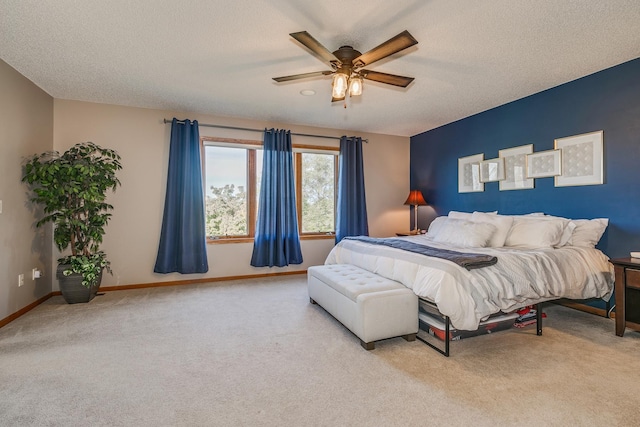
(404, 190, 427, 232)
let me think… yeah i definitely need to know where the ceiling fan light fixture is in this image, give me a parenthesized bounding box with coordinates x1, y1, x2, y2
(332, 72, 348, 99)
(349, 75, 363, 96)
(274, 30, 418, 105)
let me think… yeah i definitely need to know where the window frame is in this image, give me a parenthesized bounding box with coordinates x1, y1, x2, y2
(201, 137, 338, 244)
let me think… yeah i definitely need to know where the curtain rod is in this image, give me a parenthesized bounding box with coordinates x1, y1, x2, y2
(163, 119, 367, 143)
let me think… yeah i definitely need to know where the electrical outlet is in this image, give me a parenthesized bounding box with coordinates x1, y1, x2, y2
(32, 268, 41, 280)
(18, 274, 24, 287)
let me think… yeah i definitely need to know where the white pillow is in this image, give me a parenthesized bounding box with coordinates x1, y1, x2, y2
(432, 218, 497, 247)
(448, 210, 497, 221)
(470, 212, 514, 247)
(536, 215, 578, 247)
(568, 218, 609, 248)
(504, 217, 567, 249)
(505, 214, 575, 248)
(427, 216, 448, 238)
(559, 221, 577, 247)
(448, 210, 473, 220)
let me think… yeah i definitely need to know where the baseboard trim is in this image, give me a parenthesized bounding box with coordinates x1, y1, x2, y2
(0, 270, 307, 329)
(0, 293, 55, 329)
(100, 270, 307, 292)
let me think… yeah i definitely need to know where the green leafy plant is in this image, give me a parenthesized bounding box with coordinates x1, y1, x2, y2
(22, 142, 122, 287)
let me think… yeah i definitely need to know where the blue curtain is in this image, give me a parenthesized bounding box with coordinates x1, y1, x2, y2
(154, 118, 209, 274)
(250, 129, 303, 267)
(336, 136, 369, 243)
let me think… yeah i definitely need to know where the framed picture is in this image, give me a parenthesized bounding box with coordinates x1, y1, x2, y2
(479, 157, 505, 182)
(554, 130, 604, 187)
(499, 144, 534, 191)
(458, 154, 484, 193)
(526, 149, 562, 178)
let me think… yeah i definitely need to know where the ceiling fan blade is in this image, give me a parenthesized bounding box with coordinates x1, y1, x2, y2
(290, 31, 341, 66)
(273, 70, 333, 83)
(361, 70, 415, 87)
(353, 30, 418, 67)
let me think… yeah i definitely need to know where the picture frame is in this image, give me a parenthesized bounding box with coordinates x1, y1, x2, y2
(526, 149, 562, 178)
(554, 130, 604, 187)
(479, 157, 505, 182)
(458, 153, 484, 193)
(499, 144, 534, 191)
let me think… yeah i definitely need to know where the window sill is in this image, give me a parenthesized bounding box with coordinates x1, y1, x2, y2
(207, 237, 254, 244)
(300, 234, 335, 241)
(207, 234, 335, 244)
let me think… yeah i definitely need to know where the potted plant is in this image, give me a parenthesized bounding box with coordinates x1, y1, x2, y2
(22, 142, 122, 303)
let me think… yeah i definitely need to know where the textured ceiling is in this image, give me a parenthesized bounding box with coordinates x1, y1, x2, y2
(2, 1, 640, 137)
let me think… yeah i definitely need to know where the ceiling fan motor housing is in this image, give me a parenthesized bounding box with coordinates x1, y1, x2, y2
(332, 46, 363, 68)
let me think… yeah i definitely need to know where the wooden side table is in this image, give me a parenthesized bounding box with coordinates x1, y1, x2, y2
(611, 258, 640, 337)
(396, 230, 421, 237)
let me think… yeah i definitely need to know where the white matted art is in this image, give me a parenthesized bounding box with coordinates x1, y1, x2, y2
(554, 130, 603, 187)
(526, 149, 562, 178)
(499, 144, 534, 191)
(479, 157, 505, 182)
(458, 153, 484, 193)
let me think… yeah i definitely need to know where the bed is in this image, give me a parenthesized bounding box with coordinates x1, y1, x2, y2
(324, 211, 614, 353)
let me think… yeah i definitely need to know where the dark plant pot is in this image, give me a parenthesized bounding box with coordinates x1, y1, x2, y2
(56, 264, 102, 304)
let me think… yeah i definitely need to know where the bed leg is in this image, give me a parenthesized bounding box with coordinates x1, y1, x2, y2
(361, 340, 375, 350)
(536, 303, 543, 336)
(444, 315, 450, 356)
(403, 333, 416, 342)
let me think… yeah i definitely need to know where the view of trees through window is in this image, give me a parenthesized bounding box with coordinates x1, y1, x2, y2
(203, 142, 335, 238)
(301, 153, 335, 233)
(204, 145, 249, 237)
(206, 183, 247, 237)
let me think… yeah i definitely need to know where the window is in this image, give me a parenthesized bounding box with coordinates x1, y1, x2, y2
(297, 152, 336, 234)
(202, 137, 337, 242)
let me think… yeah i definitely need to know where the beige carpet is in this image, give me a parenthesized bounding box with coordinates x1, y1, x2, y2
(1, 275, 639, 426)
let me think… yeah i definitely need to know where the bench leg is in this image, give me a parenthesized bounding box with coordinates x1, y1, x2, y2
(403, 333, 416, 342)
(310, 298, 317, 304)
(360, 340, 375, 350)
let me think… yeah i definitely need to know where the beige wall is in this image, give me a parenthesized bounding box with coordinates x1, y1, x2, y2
(53, 100, 410, 288)
(0, 60, 53, 320)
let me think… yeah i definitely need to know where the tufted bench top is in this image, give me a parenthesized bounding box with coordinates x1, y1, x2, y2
(309, 264, 407, 303)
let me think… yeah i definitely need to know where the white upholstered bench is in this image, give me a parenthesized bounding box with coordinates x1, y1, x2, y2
(307, 264, 419, 350)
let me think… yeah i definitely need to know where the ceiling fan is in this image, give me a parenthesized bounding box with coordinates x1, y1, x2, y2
(273, 30, 418, 103)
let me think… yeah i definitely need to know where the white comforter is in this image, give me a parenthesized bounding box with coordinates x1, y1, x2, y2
(325, 235, 614, 330)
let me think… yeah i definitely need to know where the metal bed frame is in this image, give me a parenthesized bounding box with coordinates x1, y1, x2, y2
(415, 298, 544, 357)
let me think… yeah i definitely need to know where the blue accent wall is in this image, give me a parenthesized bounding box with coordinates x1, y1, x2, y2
(410, 58, 640, 259)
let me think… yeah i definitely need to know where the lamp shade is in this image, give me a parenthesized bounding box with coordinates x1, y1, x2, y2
(349, 75, 363, 96)
(332, 73, 348, 99)
(404, 190, 427, 206)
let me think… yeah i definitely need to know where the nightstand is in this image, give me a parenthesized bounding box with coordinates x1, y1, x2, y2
(611, 258, 640, 337)
(396, 230, 420, 237)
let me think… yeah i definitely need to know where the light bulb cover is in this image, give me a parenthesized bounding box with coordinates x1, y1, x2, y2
(332, 72, 348, 99)
(349, 75, 363, 96)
